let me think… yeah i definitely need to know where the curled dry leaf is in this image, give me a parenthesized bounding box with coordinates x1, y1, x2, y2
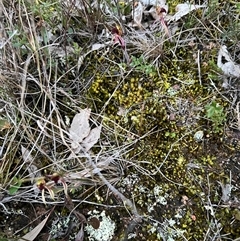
(91, 43, 106, 51)
(68, 109, 102, 153)
(69, 108, 91, 151)
(81, 125, 102, 151)
(172, 3, 206, 21)
(217, 45, 240, 77)
(218, 181, 232, 202)
(132, 1, 144, 28)
(75, 223, 84, 241)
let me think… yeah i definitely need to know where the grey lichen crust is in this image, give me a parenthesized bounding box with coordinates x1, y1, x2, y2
(85, 210, 116, 241)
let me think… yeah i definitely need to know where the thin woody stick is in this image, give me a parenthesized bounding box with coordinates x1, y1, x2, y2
(84, 151, 141, 221)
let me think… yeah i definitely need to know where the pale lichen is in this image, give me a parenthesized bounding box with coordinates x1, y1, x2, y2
(85, 210, 116, 241)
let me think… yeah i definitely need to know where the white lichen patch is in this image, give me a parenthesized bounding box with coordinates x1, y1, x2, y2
(144, 185, 169, 212)
(142, 184, 187, 240)
(85, 210, 116, 241)
(50, 214, 78, 240)
(157, 222, 186, 241)
(153, 185, 168, 205)
(119, 174, 141, 194)
(137, 184, 149, 193)
(121, 174, 140, 187)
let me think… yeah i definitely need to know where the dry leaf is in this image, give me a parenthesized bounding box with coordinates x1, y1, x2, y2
(132, 1, 144, 28)
(217, 45, 240, 77)
(21, 146, 41, 183)
(172, 3, 206, 21)
(81, 125, 102, 151)
(69, 108, 91, 150)
(75, 223, 84, 241)
(91, 43, 106, 51)
(21, 146, 33, 163)
(69, 109, 102, 153)
(18, 212, 51, 241)
(218, 182, 232, 202)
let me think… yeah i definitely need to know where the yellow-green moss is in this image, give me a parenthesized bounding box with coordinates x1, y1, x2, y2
(80, 40, 238, 239)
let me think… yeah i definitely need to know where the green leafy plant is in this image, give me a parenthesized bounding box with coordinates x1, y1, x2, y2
(205, 100, 226, 133)
(130, 55, 156, 76)
(28, 0, 60, 27)
(8, 177, 22, 195)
